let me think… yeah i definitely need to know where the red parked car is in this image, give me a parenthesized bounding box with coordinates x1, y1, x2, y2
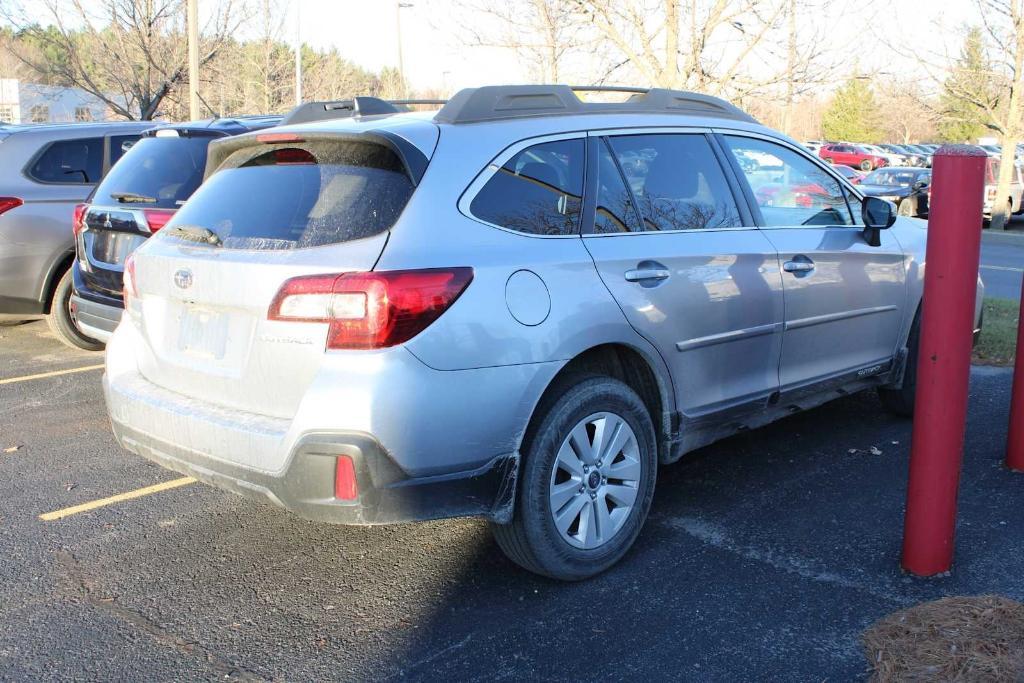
(819, 143, 888, 171)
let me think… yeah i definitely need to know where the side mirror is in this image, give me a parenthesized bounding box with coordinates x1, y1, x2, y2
(862, 196, 897, 247)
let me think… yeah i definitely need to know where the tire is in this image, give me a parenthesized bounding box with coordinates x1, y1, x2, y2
(897, 198, 915, 217)
(878, 308, 920, 417)
(46, 268, 104, 351)
(491, 375, 658, 581)
(860, 159, 874, 172)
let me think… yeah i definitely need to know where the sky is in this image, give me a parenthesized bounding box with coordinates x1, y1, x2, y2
(289, 0, 982, 93)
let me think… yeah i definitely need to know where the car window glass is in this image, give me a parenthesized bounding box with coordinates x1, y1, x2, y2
(606, 134, 741, 231)
(93, 135, 210, 210)
(470, 138, 584, 236)
(592, 139, 643, 233)
(723, 135, 855, 227)
(845, 189, 864, 226)
(29, 137, 103, 184)
(109, 134, 141, 166)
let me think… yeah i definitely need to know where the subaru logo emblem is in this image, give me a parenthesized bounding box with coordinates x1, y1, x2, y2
(174, 269, 193, 289)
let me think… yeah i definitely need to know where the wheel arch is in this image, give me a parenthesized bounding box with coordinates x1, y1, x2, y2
(521, 342, 676, 465)
(41, 250, 75, 313)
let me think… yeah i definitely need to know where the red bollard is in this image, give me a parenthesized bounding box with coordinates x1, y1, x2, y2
(1007, 278, 1024, 471)
(901, 145, 987, 577)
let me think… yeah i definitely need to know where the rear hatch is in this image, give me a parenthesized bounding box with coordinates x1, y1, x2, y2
(77, 133, 212, 299)
(128, 133, 427, 418)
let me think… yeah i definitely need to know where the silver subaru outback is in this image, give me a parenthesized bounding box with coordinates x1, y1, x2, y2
(104, 86, 984, 580)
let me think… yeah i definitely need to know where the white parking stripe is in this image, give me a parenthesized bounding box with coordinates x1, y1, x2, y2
(0, 364, 104, 385)
(981, 264, 1024, 273)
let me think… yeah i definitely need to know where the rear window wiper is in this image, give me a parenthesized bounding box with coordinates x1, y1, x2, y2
(164, 224, 223, 246)
(111, 191, 158, 203)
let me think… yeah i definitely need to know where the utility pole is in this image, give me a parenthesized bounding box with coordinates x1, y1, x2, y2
(782, 0, 796, 137)
(187, 0, 200, 120)
(295, 0, 302, 106)
(397, 2, 413, 98)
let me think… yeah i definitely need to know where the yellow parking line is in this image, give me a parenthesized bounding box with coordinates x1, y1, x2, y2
(39, 477, 196, 521)
(0, 364, 104, 385)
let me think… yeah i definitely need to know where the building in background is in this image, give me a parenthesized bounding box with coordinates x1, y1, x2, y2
(0, 80, 118, 124)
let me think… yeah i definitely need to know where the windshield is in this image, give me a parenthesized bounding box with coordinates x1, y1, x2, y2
(93, 135, 210, 209)
(161, 139, 414, 250)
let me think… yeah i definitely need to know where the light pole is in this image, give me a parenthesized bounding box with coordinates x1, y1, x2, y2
(187, 0, 200, 120)
(294, 0, 302, 106)
(396, 2, 413, 97)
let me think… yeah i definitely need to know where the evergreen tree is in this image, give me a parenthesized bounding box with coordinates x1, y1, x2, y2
(938, 27, 996, 143)
(821, 77, 883, 142)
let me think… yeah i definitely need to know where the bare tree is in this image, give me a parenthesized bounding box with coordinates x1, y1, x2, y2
(454, 0, 584, 83)
(5, 0, 240, 120)
(572, 0, 788, 96)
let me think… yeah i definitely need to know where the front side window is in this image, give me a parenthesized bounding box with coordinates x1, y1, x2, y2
(723, 136, 855, 227)
(605, 134, 741, 231)
(29, 137, 103, 184)
(470, 138, 584, 236)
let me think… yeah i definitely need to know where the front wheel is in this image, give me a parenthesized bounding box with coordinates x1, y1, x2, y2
(46, 268, 104, 351)
(491, 376, 657, 581)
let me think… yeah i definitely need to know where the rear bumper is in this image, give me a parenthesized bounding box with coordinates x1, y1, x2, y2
(109, 413, 517, 525)
(70, 293, 122, 342)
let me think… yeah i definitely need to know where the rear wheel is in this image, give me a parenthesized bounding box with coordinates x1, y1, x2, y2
(878, 309, 920, 416)
(46, 268, 104, 351)
(491, 376, 657, 581)
(860, 159, 874, 172)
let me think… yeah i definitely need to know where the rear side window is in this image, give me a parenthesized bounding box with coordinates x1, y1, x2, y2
(165, 140, 414, 250)
(93, 136, 211, 209)
(606, 134, 742, 231)
(28, 137, 103, 184)
(108, 134, 141, 166)
(469, 138, 584, 236)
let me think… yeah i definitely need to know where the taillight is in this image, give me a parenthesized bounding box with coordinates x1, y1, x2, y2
(73, 203, 88, 237)
(142, 208, 175, 232)
(256, 133, 305, 144)
(268, 268, 474, 350)
(0, 196, 23, 216)
(334, 456, 358, 501)
(123, 252, 138, 307)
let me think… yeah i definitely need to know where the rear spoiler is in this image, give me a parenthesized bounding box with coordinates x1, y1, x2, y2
(281, 97, 447, 126)
(203, 130, 430, 186)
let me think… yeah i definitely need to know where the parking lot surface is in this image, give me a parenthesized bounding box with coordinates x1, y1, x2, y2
(981, 230, 1024, 300)
(2, 320, 1022, 681)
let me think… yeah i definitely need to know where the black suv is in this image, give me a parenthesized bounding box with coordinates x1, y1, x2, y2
(71, 116, 280, 344)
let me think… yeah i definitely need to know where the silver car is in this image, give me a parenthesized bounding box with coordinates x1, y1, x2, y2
(104, 86, 984, 580)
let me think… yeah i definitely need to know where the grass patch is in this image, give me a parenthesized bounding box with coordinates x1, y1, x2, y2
(973, 298, 1020, 367)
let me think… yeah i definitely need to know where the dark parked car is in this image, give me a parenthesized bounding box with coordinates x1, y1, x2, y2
(832, 164, 866, 184)
(881, 144, 927, 167)
(819, 143, 888, 171)
(0, 121, 153, 348)
(858, 167, 931, 217)
(71, 116, 280, 344)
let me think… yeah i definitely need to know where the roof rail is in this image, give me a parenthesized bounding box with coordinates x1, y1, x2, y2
(280, 97, 448, 126)
(433, 85, 757, 125)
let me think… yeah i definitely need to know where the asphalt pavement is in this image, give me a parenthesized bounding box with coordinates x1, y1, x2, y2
(981, 229, 1024, 300)
(1, 320, 1023, 682)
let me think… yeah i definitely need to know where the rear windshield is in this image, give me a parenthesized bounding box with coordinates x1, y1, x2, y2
(163, 140, 413, 250)
(93, 135, 210, 209)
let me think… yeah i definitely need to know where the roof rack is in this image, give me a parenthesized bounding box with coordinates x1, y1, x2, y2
(433, 85, 757, 125)
(280, 97, 448, 126)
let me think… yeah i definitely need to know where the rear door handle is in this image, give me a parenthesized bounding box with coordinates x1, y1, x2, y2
(624, 268, 670, 282)
(783, 258, 815, 274)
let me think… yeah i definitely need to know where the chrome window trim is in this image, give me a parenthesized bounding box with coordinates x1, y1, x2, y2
(458, 131, 589, 240)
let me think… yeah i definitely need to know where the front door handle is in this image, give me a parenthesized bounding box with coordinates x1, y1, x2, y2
(624, 268, 670, 282)
(783, 257, 815, 274)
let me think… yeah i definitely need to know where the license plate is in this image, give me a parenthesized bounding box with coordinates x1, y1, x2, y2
(177, 308, 229, 360)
